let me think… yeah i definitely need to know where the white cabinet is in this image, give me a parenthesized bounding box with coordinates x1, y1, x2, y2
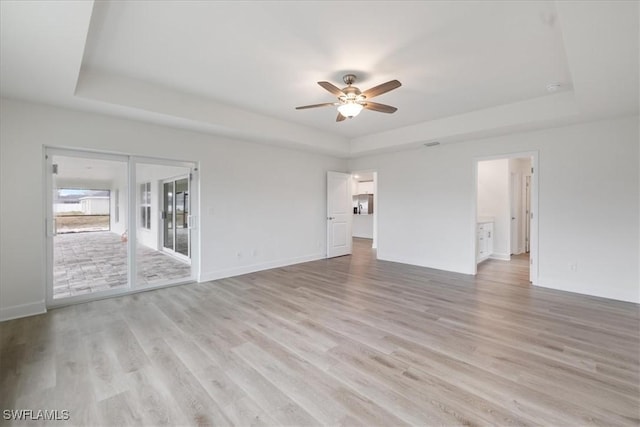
(477, 221, 494, 263)
(356, 181, 374, 194)
(353, 214, 374, 238)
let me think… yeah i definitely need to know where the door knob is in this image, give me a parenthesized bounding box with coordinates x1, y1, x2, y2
(327, 216, 335, 220)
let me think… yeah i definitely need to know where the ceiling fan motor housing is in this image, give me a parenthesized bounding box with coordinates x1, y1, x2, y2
(343, 74, 357, 85)
(341, 86, 363, 101)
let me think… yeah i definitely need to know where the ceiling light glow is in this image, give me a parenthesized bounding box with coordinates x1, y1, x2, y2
(337, 102, 363, 118)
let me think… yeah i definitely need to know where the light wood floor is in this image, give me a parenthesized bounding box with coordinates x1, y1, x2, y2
(1, 238, 639, 426)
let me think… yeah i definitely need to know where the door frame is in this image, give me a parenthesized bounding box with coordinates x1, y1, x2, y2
(510, 170, 521, 255)
(160, 174, 191, 263)
(349, 169, 378, 249)
(525, 174, 532, 253)
(44, 147, 199, 308)
(472, 150, 539, 284)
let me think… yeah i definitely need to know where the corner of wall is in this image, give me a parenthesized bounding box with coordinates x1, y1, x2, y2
(199, 253, 325, 283)
(0, 301, 47, 322)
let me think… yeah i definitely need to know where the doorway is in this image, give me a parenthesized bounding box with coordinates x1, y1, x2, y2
(351, 170, 378, 250)
(325, 170, 378, 258)
(48, 151, 129, 299)
(509, 158, 533, 257)
(45, 148, 198, 307)
(474, 152, 538, 283)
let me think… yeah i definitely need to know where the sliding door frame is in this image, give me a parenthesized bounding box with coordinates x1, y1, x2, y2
(44, 147, 199, 308)
(160, 174, 191, 263)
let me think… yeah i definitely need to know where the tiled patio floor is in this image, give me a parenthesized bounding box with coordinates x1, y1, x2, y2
(53, 231, 191, 299)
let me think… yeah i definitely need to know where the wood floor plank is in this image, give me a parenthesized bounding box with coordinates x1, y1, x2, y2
(218, 351, 321, 426)
(144, 337, 233, 426)
(240, 326, 411, 426)
(327, 341, 532, 426)
(125, 366, 193, 426)
(232, 340, 346, 425)
(1, 238, 638, 426)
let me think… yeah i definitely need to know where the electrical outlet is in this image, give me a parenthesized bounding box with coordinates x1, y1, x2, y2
(569, 262, 577, 272)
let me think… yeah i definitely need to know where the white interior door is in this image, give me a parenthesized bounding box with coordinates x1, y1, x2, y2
(327, 171, 352, 258)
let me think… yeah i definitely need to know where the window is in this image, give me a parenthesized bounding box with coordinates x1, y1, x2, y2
(140, 182, 151, 229)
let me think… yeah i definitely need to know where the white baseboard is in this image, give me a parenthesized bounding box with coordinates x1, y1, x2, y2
(533, 279, 640, 304)
(353, 233, 374, 239)
(489, 253, 511, 261)
(0, 301, 46, 322)
(199, 253, 325, 283)
(378, 253, 474, 275)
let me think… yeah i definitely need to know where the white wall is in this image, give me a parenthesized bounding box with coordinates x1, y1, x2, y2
(0, 98, 347, 320)
(477, 159, 510, 259)
(350, 115, 640, 303)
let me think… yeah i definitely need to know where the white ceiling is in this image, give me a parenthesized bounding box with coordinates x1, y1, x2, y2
(53, 155, 189, 185)
(1, 1, 638, 157)
(53, 155, 127, 189)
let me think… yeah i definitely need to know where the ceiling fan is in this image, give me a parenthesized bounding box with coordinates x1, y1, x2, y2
(296, 74, 401, 122)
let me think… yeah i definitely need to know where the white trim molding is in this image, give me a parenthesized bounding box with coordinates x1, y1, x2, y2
(199, 253, 324, 283)
(0, 301, 46, 322)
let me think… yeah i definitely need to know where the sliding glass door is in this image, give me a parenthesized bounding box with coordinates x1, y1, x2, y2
(135, 164, 192, 287)
(47, 151, 129, 300)
(162, 177, 190, 259)
(46, 148, 198, 307)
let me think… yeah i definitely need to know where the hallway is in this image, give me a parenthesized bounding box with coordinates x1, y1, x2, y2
(477, 253, 530, 287)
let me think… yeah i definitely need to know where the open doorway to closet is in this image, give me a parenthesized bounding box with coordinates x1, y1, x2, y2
(474, 153, 538, 284)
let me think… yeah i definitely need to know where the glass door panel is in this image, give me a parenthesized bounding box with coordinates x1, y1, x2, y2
(135, 163, 191, 286)
(49, 152, 128, 300)
(163, 181, 174, 251)
(175, 178, 189, 257)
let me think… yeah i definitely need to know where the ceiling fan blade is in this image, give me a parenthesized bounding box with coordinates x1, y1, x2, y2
(363, 102, 398, 113)
(295, 102, 336, 110)
(336, 112, 346, 122)
(318, 81, 345, 97)
(362, 80, 401, 99)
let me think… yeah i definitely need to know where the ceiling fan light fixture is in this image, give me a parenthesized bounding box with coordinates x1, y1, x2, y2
(337, 101, 363, 118)
(296, 74, 401, 121)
